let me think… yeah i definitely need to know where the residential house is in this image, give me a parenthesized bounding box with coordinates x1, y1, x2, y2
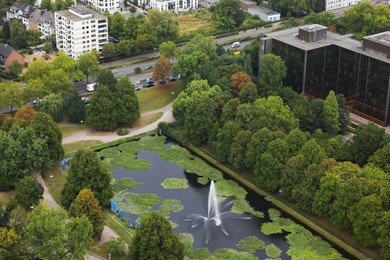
(149, 0, 198, 12)
(0, 43, 25, 71)
(29, 9, 55, 39)
(7, 3, 36, 29)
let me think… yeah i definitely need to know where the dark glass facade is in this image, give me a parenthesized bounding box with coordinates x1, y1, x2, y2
(265, 39, 390, 126)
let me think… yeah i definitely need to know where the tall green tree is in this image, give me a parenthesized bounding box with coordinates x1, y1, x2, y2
(251, 96, 298, 133)
(136, 20, 158, 51)
(258, 54, 286, 96)
(78, 52, 100, 83)
(291, 158, 338, 211)
(229, 130, 252, 169)
(30, 112, 64, 161)
(245, 127, 274, 170)
(350, 123, 386, 166)
(173, 51, 210, 85)
(102, 42, 117, 59)
(69, 188, 105, 240)
(280, 155, 306, 198)
(184, 97, 219, 145)
(148, 10, 179, 41)
(129, 212, 185, 260)
(338, 1, 390, 40)
(15, 176, 43, 209)
(235, 103, 255, 130)
(114, 78, 140, 125)
(0, 81, 24, 111)
(239, 83, 259, 103)
(51, 51, 84, 81)
(0, 126, 49, 190)
(377, 210, 390, 259)
(182, 34, 217, 59)
(159, 41, 178, 59)
(298, 139, 327, 166)
(44, 69, 74, 95)
(348, 194, 383, 246)
(25, 203, 93, 259)
(36, 94, 64, 122)
(220, 98, 240, 126)
(304, 12, 335, 27)
(285, 128, 308, 156)
(63, 90, 86, 123)
(322, 90, 339, 134)
(27, 30, 42, 47)
(86, 85, 117, 131)
(96, 69, 117, 92)
(10, 19, 27, 49)
(61, 149, 113, 208)
(368, 142, 390, 173)
(216, 120, 240, 162)
(212, 0, 244, 29)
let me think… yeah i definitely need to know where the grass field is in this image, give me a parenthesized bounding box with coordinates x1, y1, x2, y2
(177, 11, 214, 35)
(137, 81, 183, 113)
(63, 140, 103, 156)
(59, 125, 86, 137)
(43, 166, 66, 205)
(131, 113, 163, 129)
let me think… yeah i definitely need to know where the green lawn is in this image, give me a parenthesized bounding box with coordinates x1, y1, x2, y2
(42, 166, 66, 205)
(63, 140, 103, 156)
(59, 125, 86, 137)
(131, 113, 163, 129)
(137, 81, 183, 113)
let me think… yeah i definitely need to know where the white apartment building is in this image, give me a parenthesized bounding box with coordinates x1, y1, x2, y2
(149, 0, 198, 12)
(325, 0, 361, 10)
(55, 6, 108, 58)
(80, 0, 120, 14)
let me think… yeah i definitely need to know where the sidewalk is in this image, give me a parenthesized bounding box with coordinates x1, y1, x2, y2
(62, 103, 174, 144)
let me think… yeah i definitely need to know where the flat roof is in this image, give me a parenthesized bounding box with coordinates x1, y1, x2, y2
(300, 24, 327, 32)
(364, 31, 390, 47)
(263, 25, 390, 64)
(56, 5, 106, 21)
(248, 5, 280, 15)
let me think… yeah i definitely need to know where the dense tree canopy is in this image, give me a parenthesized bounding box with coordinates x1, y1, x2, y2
(258, 54, 286, 96)
(15, 176, 43, 209)
(69, 189, 105, 240)
(129, 212, 185, 260)
(0, 126, 49, 190)
(114, 78, 140, 125)
(25, 204, 93, 259)
(322, 91, 339, 134)
(212, 0, 245, 29)
(61, 149, 113, 208)
(30, 112, 64, 161)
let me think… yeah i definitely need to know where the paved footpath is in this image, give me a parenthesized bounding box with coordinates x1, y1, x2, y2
(63, 103, 174, 144)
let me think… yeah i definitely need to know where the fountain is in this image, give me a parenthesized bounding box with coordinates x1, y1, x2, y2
(183, 180, 250, 244)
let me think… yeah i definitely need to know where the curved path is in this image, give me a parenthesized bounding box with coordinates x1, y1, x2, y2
(63, 103, 174, 144)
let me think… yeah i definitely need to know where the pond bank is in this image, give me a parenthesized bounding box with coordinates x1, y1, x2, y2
(182, 143, 373, 260)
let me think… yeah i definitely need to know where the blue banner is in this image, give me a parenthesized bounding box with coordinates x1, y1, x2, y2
(127, 215, 132, 227)
(111, 200, 117, 213)
(119, 208, 124, 219)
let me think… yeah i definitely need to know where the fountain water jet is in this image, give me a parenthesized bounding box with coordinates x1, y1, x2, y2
(183, 180, 251, 244)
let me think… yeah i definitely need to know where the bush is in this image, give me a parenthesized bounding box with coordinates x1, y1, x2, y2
(134, 66, 142, 74)
(130, 5, 136, 13)
(117, 128, 129, 136)
(24, 62, 28, 68)
(28, 49, 33, 55)
(106, 238, 126, 256)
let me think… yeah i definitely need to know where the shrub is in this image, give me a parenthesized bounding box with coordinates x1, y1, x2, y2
(106, 238, 126, 256)
(134, 66, 142, 74)
(117, 128, 129, 136)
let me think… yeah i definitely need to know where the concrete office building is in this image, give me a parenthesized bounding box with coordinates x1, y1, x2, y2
(55, 5, 108, 58)
(260, 24, 390, 126)
(80, 0, 120, 14)
(325, 0, 361, 11)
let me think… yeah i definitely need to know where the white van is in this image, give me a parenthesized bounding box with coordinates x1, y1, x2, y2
(87, 83, 96, 92)
(231, 42, 241, 48)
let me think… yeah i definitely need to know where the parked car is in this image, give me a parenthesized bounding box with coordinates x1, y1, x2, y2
(168, 76, 177, 82)
(145, 80, 154, 88)
(111, 69, 118, 74)
(231, 42, 241, 48)
(144, 65, 153, 70)
(134, 85, 142, 91)
(81, 97, 90, 104)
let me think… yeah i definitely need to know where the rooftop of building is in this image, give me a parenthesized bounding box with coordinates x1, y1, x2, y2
(30, 9, 54, 24)
(300, 24, 327, 32)
(364, 31, 390, 47)
(55, 5, 106, 21)
(248, 5, 280, 15)
(262, 24, 390, 63)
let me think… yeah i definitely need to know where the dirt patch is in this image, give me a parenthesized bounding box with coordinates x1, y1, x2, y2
(0, 190, 15, 203)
